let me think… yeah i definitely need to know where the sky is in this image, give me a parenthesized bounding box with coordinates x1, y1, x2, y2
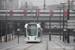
(28, 0, 68, 6)
(18, 0, 72, 9)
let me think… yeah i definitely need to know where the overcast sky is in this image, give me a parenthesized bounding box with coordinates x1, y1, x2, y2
(18, 0, 72, 9)
(28, 0, 68, 6)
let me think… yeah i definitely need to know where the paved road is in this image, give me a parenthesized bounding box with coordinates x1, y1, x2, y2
(0, 35, 75, 50)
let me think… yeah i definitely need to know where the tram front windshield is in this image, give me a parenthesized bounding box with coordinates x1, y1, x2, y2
(27, 24, 37, 36)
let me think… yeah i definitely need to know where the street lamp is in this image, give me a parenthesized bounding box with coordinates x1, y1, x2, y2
(60, 3, 66, 42)
(67, 0, 70, 20)
(43, 0, 46, 10)
(36, 8, 39, 23)
(49, 11, 51, 41)
(5, 9, 8, 42)
(67, 0, 70, 43)
(58, 6, 62, 40)
(0, 20, 2, 42)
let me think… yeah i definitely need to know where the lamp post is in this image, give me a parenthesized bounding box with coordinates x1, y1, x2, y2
(17, 23, 20, 44)
(43, 0, 46, 10)
(31, 9, 35, 22)
(67, 0, 70, 43)
(0, 14, 2, 42)
(49, 12, 51, 41)
(36, 8, 39, 23)
(60, 3, 66, 42)
(0, 21, 2, 42)
(58, 7, 62, 40)
(5, 10, 8, 42)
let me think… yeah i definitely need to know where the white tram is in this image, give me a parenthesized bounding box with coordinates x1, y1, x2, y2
(24, 23, 42, 42)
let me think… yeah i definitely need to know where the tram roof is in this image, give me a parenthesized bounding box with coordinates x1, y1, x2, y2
(24, 22, 41, 28)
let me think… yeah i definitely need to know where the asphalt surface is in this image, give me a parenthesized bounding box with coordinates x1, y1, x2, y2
(0, 35, 75, 50)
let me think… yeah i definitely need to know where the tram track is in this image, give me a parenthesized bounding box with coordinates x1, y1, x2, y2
(3, 40, 69, 50)
(52, 40, 66, 50)
(6, 43, 27, 50)
(24, 43, 37, 50)
(6, 42, 36, 50)
(46, 41, 48, 50)
(5, 41, 42, 50)
(24, 41, 48, 50)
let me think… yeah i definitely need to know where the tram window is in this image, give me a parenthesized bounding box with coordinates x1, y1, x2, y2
(24, 33, 26, 37)
(27, 29, 37, 36)
(38, 28, 40, 37)
(27, 24, 37, 36)
(24, 28, 26, 37)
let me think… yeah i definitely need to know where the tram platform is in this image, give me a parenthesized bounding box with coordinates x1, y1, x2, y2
(0, 35, 75, 50)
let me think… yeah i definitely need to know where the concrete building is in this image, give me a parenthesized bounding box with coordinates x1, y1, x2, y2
(0, 0, 2, 9)
(0, 0, 39, 10)
(71, 0, 75, 10)
(1, 0, 18, 10)
(46, 0, 74, 10)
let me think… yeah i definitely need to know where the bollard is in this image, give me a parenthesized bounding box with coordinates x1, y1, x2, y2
(7, 34, 9, 41)
(49, 32, 51, 41)
(8, 34, 11, 41)
(10, 34, 12, 40)
(2, 36, 4, 42)
(9, 34, 11, 41)
(0, 37, 1, 42)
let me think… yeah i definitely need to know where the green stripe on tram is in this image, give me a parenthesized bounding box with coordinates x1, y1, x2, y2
(37, 37, 40, 39)
(25, 36, 27, 38)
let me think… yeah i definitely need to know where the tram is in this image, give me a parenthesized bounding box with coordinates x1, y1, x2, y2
(24, 23, 42, 42)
